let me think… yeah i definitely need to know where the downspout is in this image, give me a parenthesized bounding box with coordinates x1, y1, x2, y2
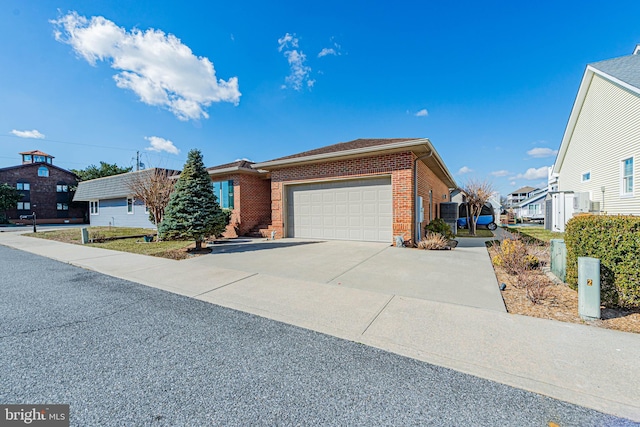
(414, 150, 433, 244)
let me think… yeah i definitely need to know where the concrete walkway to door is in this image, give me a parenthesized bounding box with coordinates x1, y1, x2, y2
(187, 237, 505, 312)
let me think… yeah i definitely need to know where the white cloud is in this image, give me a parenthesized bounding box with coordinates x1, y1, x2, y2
(457, 166, 473, 175)
(415, 109, 429, 117)
(318, 38, 342, 58)
(278, 33, 312, 91)
(527, 147, 558, 158)
(514, 166, 549, 180)
(144, 136, 179, 155)
(490, 169, 509, 177)
(11, 129, 45, 139)
(51, 12, 240, 121)
(318, 48, 336, 58)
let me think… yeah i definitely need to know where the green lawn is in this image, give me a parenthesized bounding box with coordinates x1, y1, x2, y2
(28, 226, 156, 243)
(506, 226, 564, 243)
(455, 228, 494, 238)
(88, 238, 194, 258)
(25, 226, 194, 258)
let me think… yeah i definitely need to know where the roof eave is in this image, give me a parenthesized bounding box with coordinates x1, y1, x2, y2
(554, 65, 640, 174)
(207, 166, 263, 177)
(252, 139, 432, 169)
(251, 138, 456, 188)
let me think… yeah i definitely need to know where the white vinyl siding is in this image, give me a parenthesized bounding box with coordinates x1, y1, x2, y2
(557, 73, 640, 214)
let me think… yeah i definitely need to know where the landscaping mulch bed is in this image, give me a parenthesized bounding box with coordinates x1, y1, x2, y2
(488, 245, 640, 334)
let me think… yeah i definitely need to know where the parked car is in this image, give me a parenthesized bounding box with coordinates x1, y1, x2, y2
(457, 202, 497, 230)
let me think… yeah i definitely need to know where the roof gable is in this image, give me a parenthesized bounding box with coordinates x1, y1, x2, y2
(253, 138, 456, 188)
(590, 54, 640, 91)
(553, 47, 640, 174)
(265, 138, 422, 162)
(0, 162, 76, 177)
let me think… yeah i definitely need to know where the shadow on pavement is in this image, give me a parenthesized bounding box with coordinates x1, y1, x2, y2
(207, 240, 323, 254)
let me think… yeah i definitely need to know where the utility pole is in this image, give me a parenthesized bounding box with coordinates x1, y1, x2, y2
(136, 151, 140, 171)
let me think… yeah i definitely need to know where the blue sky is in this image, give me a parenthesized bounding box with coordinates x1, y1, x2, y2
(1, 1, 639, 195)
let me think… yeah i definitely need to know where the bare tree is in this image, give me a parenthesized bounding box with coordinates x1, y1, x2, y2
(127, 169, 177, 238)
(461, 179, 495, 236)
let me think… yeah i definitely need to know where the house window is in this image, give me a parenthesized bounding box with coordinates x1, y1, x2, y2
(38, 166, 49, 177)
(581, 171, 591, 182)
(127, 197, 134, 214)
(17, 202, 30, 210)
(16, 182, 30, 191)
(90, 200, 99, 215)
(34, 155, 45, 163)
(212, 180, 234, 209)
(622, 157, 634, 195)
(56, 184, 69, 192)
(23, 154, 32, 162)
(57, 203, 69, 211)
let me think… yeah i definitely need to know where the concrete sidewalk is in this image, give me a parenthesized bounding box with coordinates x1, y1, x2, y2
(1, 231, 639, 422)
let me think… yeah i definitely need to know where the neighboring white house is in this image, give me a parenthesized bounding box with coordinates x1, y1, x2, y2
(513, 187, 547, 221)
(73, 168, 173, 229)
(550, 45, 640, 231)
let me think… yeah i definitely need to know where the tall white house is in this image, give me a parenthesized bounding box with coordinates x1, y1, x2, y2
(549, 46, 640, 230)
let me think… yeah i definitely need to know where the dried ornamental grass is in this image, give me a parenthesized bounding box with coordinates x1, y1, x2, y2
(417, 232, 450, 250)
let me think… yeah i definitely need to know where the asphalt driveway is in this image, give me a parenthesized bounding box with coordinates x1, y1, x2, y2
(189, 238, 505, 312)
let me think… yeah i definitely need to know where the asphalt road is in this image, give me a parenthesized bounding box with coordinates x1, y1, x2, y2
(0, 245, 636, 426)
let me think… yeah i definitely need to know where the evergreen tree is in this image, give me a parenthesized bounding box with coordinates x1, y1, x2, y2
(159, 150, 228, 249)
(0, 183, 22, 223)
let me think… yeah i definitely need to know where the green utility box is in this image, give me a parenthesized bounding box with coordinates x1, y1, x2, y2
(578, 257, 601, 320)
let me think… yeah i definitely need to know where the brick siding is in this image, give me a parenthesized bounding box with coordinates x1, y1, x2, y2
(210, 173, 271, 237)
(266, 151, 450, 244)
(0, 164, 86, 223)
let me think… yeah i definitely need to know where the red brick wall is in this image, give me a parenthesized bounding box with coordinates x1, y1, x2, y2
(237, 174, 271, 235)
(267, 151, 450, 243)
(210, 173, 271, 237)
(416, 156, 450, 237)
(0, 164, 86, 222)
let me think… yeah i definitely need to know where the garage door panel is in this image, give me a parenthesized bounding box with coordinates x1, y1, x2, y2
(348, 191, 362, 202)
(362, 203, 376, 214)
(336, 216, 348, 226)
(287, 177, 392, 242)
(363, 216, 376, 227)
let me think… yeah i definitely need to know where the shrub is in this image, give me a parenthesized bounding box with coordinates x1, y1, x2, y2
(425, 218, 453, 239)
(518, 272, 549, 304)
(565, 215, 640, 308)
(417, 232, 449, 250)
(492, 238, 539, 275)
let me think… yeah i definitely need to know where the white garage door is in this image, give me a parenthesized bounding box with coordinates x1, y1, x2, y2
(286, 177, 393, 242)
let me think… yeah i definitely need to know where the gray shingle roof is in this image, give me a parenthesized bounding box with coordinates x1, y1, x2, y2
(73, 169, 163, 201)
(590, 53, 640, 90)
(264, 138, 422, 162)
(206, 160, 255, 171)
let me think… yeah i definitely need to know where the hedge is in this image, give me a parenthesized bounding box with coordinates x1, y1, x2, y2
(565, 215, 640, 308)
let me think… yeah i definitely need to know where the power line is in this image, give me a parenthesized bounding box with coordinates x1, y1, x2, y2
(0, 134, 136, 152)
